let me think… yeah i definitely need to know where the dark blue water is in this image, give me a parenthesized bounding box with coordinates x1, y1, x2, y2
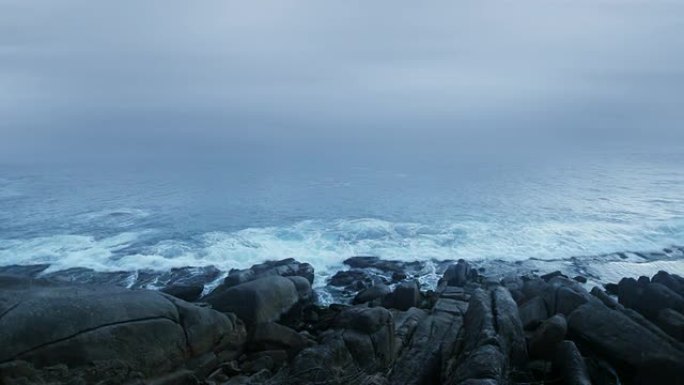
(1, 146, 684, 284)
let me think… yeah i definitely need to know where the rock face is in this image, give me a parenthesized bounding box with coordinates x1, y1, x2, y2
(3, 261, 684, 385)
(203, 276, 311, 326)
(0, 275, 245, 383)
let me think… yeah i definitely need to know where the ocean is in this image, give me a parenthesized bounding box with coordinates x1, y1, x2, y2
(1, 144, 683, 291)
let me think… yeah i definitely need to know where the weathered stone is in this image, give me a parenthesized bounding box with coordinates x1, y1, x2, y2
(353, 284, 391, 305)
(161, 284, 204, 302)
(223, 258, 314, 288)
(518, 296, 549, 330)
(0, 276, 244, 379)
(568, 301, 684, 370)
(529, 314, 567, 359)
(443, 259, 471, 287)
(656, 308, 684, 341)
(384, 280, 421, 311)
(203, 276, 309, 325)
(552, 341, 591, 385)
(249, 323, 312, 356)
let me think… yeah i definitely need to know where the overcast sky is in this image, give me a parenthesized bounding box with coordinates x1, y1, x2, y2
(1, 0, 683, 162)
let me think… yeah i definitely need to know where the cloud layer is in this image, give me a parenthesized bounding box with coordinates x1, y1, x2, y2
(1, 0, 683, 161)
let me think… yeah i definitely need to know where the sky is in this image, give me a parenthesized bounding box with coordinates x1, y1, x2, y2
(1, 0, 684, 163)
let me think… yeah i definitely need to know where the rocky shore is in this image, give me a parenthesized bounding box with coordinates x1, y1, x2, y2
(1, 257, 683, 385)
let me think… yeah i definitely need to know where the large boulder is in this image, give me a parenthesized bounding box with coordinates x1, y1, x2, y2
(528, 314, 567, 359)
(384, 280, 421, 311)
(203, 276, 311, 326)
(0, 275, 245, 380)
(568, 301, 684, 376)
(552, 341, 591, 385)
(222, 259, 314, 288)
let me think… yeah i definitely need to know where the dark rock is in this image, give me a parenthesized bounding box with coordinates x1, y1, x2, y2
(223, 258, 314, 288)
(203, 276, 310, 326)
(0, 264, 50, 278)
(652, 271, 684, 297)
(0, 275, 245, 380)
(344, 256, 423, 274)
(492, 286, 528, 366)
(638, 275, 651, 286)
(249, 323, 312, 356)
(161, 284, 204, 302)
(552, 341, 591, 385)
(518, 296, 549, 330)
(656, 308, 684, 341)
(573, 275, 588, 284)
(604, 283, 619, 296)
(555, 286, 590, 315)
(529, 314, 567, 359)
(586, 358, 621, 385)
(568, 300, 684, 371)
(384, 280, 421, 311)
(521, 277, 550, 301)
(443, 259, 470, 287)
(393, 307, 463, 385)
(352, 284, 391, 305)
(541, 271, 567, 282)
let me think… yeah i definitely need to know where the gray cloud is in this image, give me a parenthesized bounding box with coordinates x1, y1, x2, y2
(1, 0, 683, 161)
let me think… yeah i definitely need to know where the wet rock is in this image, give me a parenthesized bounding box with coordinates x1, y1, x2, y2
(529, 314, 567, 359)
(573, 275, 588, 284)
(652, 270, 684, 297)
(656, 308, 684, 341)
(344, 256, 423, 275)
(352, 283, 391, 305)
(383, 280, 421, 311)
(492, 286, 528, 366)
(604, 283, 619, 296)
(223, 258, 314, 288)
(248, 323, 313, 356)
(519, 296, 549, 330)
(568, 300, 684, 372)
(203, 275, 311, 326)
(0, 275, 245, 380)
(541, 271, 567, 281)
(552, 340, 591, 385)
(443, 259, 471, 287)
(161, 284, 204, 302)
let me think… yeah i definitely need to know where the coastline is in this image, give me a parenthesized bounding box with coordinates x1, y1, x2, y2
(1, 251, 683, 384)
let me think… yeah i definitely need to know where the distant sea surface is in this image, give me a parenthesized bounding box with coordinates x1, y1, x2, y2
(1, 145, 684, 287)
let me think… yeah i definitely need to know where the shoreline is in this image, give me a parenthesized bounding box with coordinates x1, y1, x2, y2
(1, 253, 683, 384)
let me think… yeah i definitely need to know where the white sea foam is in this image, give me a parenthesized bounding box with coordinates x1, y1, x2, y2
(1, 217, 682, 286)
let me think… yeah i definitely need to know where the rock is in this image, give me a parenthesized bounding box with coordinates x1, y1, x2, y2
(521, 277, 549, 301)
(392, 307, 463, 385)
(344, 256, 423, 274)
(652, 271, 684, 297)
(223, 258, 315, 288)
(573, 276, 588, 284)
(384, 280, 421, 311)
(518, 296, 549, 330)
(656, 308, 684, 341)
(352, 284, 391, 305)
(554, 286, 590, 315)
(249, 323, 312, 356)
(541, 271, 567, 281)
(552, 341, 591, 385)
(568, 301, 684, 371)
(0, 275, 245, 380)
(604, 283, 619, 296)
(444, 289, 506, 385)
(328, 270, 372, 288)
(492, 287, 527, 366)
(284, 306, 395, 384)
(443, 259, 471, 287)
(528, 314, 567, 359)
(161, 284, 204, 302)
(203, 276, 310, 326)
